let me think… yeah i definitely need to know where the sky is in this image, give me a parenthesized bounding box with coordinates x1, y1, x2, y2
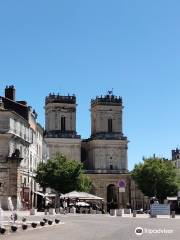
(0, 0, 180, 170)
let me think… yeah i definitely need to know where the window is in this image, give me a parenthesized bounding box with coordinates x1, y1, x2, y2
(24, 178, 26, 186)
(30, 153, 32, 171)
(20, 146, 22, 157)
(108, 118, 112, 132)
(14, 120, 16, 133)
(61, 116, 66, 131)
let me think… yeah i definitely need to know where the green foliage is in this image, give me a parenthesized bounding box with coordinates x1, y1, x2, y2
(132, 157, 180, 203)
(35, 153, 92, 193)
(77, 173, 92, 193)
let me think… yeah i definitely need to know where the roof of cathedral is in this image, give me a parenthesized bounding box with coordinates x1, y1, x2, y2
(45, 93, 76, 105)
(91, 93, 122, 107)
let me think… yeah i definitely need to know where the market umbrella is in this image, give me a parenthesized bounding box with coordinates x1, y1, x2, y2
(60, 191, 103, 200)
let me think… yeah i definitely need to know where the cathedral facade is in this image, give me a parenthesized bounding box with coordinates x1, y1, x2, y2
(44, 92, 147, 210)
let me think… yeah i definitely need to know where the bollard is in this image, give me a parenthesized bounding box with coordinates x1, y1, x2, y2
(60, 208, 64, 214)
(30, 208, 36, 215)
(55, 208, 60, 214)
(110, 209, 116, 216)
(71, 207, 76, 214)
(133, 210, 137, 217)
(124, 209, 131, 214)
(49, 208, 55, 215)
(171, 211, 175, 218)
(116, 209, 123, 216)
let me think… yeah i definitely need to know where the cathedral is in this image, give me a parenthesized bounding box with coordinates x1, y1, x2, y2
(0, 85, 147, 210)
(44, 91, 146, 210)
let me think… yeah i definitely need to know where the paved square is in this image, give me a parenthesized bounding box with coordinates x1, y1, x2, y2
(1, 214, 180, 240)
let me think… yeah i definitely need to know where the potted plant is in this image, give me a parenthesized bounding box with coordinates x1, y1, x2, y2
(22, 217, 26, 222)
(11, 225, 17, 232)
(43, 218, 48, 223)
(31, 222, 37, 228)
(55, 219, 60, 224)
(48, 220, 53, 225)
(0, 227, 6, 234)
(40, 221, 45, 226)
(22, 224, 28, 230)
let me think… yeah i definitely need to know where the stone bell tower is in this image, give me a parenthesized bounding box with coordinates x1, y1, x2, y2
(44, 93, 81, 161)
(83, 91, 128, 172)
(91, 91, 123, 139)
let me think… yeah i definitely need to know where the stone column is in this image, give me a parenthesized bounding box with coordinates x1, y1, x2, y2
(8, 155, 23, 208)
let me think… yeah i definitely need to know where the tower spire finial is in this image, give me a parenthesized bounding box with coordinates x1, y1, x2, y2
(107, 88, 113, 95)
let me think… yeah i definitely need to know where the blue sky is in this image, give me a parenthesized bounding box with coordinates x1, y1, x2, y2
(0, 0, 180, 170)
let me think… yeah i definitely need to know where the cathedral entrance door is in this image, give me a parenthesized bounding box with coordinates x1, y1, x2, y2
(107, 184, 118, 212)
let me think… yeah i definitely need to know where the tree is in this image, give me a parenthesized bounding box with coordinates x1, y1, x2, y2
(77, 173, 92, 192)
(132, 157, 180, 203)
(35, 153, 92, 193)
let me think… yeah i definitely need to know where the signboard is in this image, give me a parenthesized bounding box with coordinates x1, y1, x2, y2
(150, 204, 170, 215)
(118, 179, 126, 192)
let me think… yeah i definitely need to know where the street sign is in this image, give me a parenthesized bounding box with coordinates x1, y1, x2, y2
(119, 188, 125, 192)
(150, 204, 170, 215)
(118, 179, 126, 192)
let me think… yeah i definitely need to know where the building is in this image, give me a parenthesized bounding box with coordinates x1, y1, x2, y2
(0, 86, 147, 210)
(44, 93, 81, 161)
(82, 93, 128, 171)
(44, 91, 147, 210)
(0, 86, 44, 209)
(172, 148, 180, 169)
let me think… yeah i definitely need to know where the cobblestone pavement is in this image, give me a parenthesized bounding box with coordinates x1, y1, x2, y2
(1, 213, 180, 240)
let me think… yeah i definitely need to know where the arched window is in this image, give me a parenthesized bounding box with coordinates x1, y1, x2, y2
(108, 118, 112, 132)
(61, 116, 66, 131)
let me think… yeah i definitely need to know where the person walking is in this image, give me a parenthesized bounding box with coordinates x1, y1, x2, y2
(63, 199, 67, 214)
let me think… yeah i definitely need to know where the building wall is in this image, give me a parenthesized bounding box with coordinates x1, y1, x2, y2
(82, 94, 148, 209)
(0, 136, 29, 209)
(87, 173, 130, 205)
(0, 135, 11, 208)
(44, 94, 81, 162)
(45, 102, 76, 132)
(91, 104, 122, 135)
(83, 139, 128, 171)
(45, 138, 81, 161)
(87, 173, 149, 210)
(0, 88, 43, 209)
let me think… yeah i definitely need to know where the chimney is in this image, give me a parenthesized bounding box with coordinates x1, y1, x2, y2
(5, 85, 16, 101)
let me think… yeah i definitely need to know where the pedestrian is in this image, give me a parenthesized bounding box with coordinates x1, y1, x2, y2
(150, 197, 155, 205)
(63, 199, 67, 214)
